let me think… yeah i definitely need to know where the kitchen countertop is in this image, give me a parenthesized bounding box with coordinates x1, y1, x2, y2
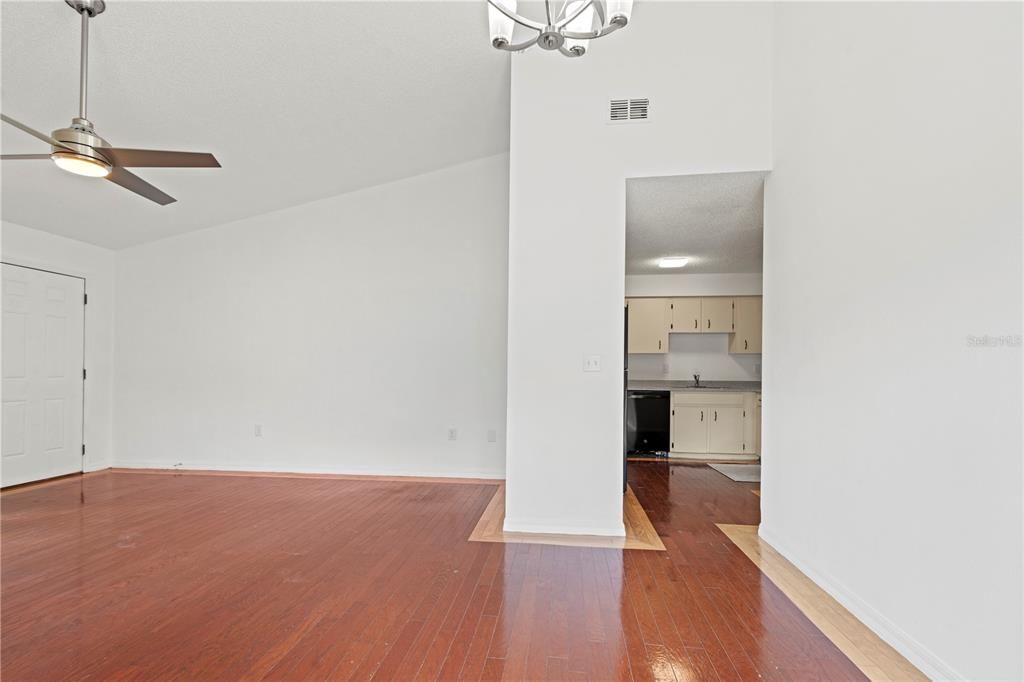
(627, 379, 761, 393)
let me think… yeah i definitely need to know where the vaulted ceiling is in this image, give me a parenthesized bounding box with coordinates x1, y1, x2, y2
(1, 1, 510, 248)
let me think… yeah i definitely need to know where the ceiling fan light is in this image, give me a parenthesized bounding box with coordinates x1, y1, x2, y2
(488, 0, 517, 47)
(563, 0, 594, 56)
(51, 151, 111, 178)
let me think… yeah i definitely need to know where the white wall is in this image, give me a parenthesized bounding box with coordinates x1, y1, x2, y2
(1, 221, 116, 472)
(114, 154, 509, 479)
(762, 4, 1022, 680)
(625, 272, 762, 298)
(506, 3, 772, 535)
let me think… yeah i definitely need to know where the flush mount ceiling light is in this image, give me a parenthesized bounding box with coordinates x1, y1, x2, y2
(487, 0, 633, 57)
(658, 257, 689, 269)
(0, 0, 221, 205)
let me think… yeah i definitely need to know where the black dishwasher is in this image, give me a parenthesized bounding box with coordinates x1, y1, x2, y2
(625, 390, 670, 455)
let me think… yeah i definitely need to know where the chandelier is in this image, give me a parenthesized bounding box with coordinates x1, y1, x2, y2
(487, 0, 633, 57)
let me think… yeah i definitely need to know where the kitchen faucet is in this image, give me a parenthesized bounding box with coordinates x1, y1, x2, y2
(693, 373, 701, 387)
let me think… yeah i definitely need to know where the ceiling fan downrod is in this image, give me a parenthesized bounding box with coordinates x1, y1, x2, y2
(66, 0, 105, 126)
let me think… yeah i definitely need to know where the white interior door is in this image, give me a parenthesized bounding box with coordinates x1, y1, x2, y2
(2, 264, 85, 487)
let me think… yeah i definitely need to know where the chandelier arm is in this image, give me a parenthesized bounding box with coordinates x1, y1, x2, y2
(493, 34, 542, 52)
(557, 44, 583, 58)
(561, 18, 625, 40)
(556, 0, 571, 23)
(544, 0, 553, 25)
(554, 0, 595, 28)
(486, 0, 546, 31)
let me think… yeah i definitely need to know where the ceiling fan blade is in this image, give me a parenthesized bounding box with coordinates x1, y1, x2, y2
(1, 154, 51, 160)
(103, 148, 220, 168)
(1, 114, 69, 150)
(106, 167, 176, 205)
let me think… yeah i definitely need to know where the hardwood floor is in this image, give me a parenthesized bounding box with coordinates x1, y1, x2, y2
(717, 525, 925, 681)
(468, 485, 665, 551)
(3, 464, 873, 680)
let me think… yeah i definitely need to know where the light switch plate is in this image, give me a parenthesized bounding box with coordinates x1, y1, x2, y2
(583, 355, 602, 372)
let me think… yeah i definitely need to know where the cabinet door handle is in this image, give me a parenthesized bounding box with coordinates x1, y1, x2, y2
(658, 339, 662, 350)
(693, 319, 697, 329)
(714, 410, 718, 422)
(744, 339, 748, 350)
(700, 410, 704, 422)
(707, 319, 711, 329)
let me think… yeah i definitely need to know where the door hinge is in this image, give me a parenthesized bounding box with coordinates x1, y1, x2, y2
(82, 443, 86, 455)
(84, 293, 88, 305)
(83, 368, 87, 380)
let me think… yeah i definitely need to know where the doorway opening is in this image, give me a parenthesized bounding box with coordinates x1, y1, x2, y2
(623, 171, 766, 485)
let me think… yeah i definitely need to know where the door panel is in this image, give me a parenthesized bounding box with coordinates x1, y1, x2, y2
(701, 298, 733, 333)
(627, 298, 668, 353)
(671, 405, 707, 454)
(669, 298, 701, 333)
(1, 265, 84, 487)
(708, 406, 745, 454)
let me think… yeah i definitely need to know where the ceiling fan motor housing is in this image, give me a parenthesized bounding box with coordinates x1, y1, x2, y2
(51, 122, 111, 165)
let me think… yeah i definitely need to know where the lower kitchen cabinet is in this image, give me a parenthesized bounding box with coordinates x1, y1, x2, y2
(707, 406, 744, 453)
(670, 391, 758, 457)
(671, 406, 707, 453)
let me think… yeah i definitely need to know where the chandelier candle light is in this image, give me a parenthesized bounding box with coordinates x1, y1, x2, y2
(487, 0, 633, 57)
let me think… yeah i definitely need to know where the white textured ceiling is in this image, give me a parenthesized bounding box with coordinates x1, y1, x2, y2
(625, 171, 767, 275)
(1, 1, 510, 249)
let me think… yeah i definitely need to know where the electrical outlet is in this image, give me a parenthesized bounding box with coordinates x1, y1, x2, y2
(583, 355, 602, 372)
(447, 427, 457, 441)
(254, 424, 263, 437)
(487, 429, 497, 443)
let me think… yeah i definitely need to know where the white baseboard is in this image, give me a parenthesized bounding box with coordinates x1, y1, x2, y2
(502, 517, 627, 538)
(758, 525, 964, 682)
(112, 458, 505, 481)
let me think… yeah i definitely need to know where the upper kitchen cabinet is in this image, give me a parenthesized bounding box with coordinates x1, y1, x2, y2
(701, 297, 734, 333)
(669, 298, 701, 333)
(730, 296, 762, 353)
(627, 298, 669, 353)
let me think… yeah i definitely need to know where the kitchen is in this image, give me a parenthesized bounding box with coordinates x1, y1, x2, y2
(624, 171, 765, 466)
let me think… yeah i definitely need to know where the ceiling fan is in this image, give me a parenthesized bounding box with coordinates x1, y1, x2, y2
(1, 0, 220, 205)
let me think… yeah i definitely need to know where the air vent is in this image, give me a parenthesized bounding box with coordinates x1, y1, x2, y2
(609, 97, 649, 123)
(610, 98, 629, 122)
